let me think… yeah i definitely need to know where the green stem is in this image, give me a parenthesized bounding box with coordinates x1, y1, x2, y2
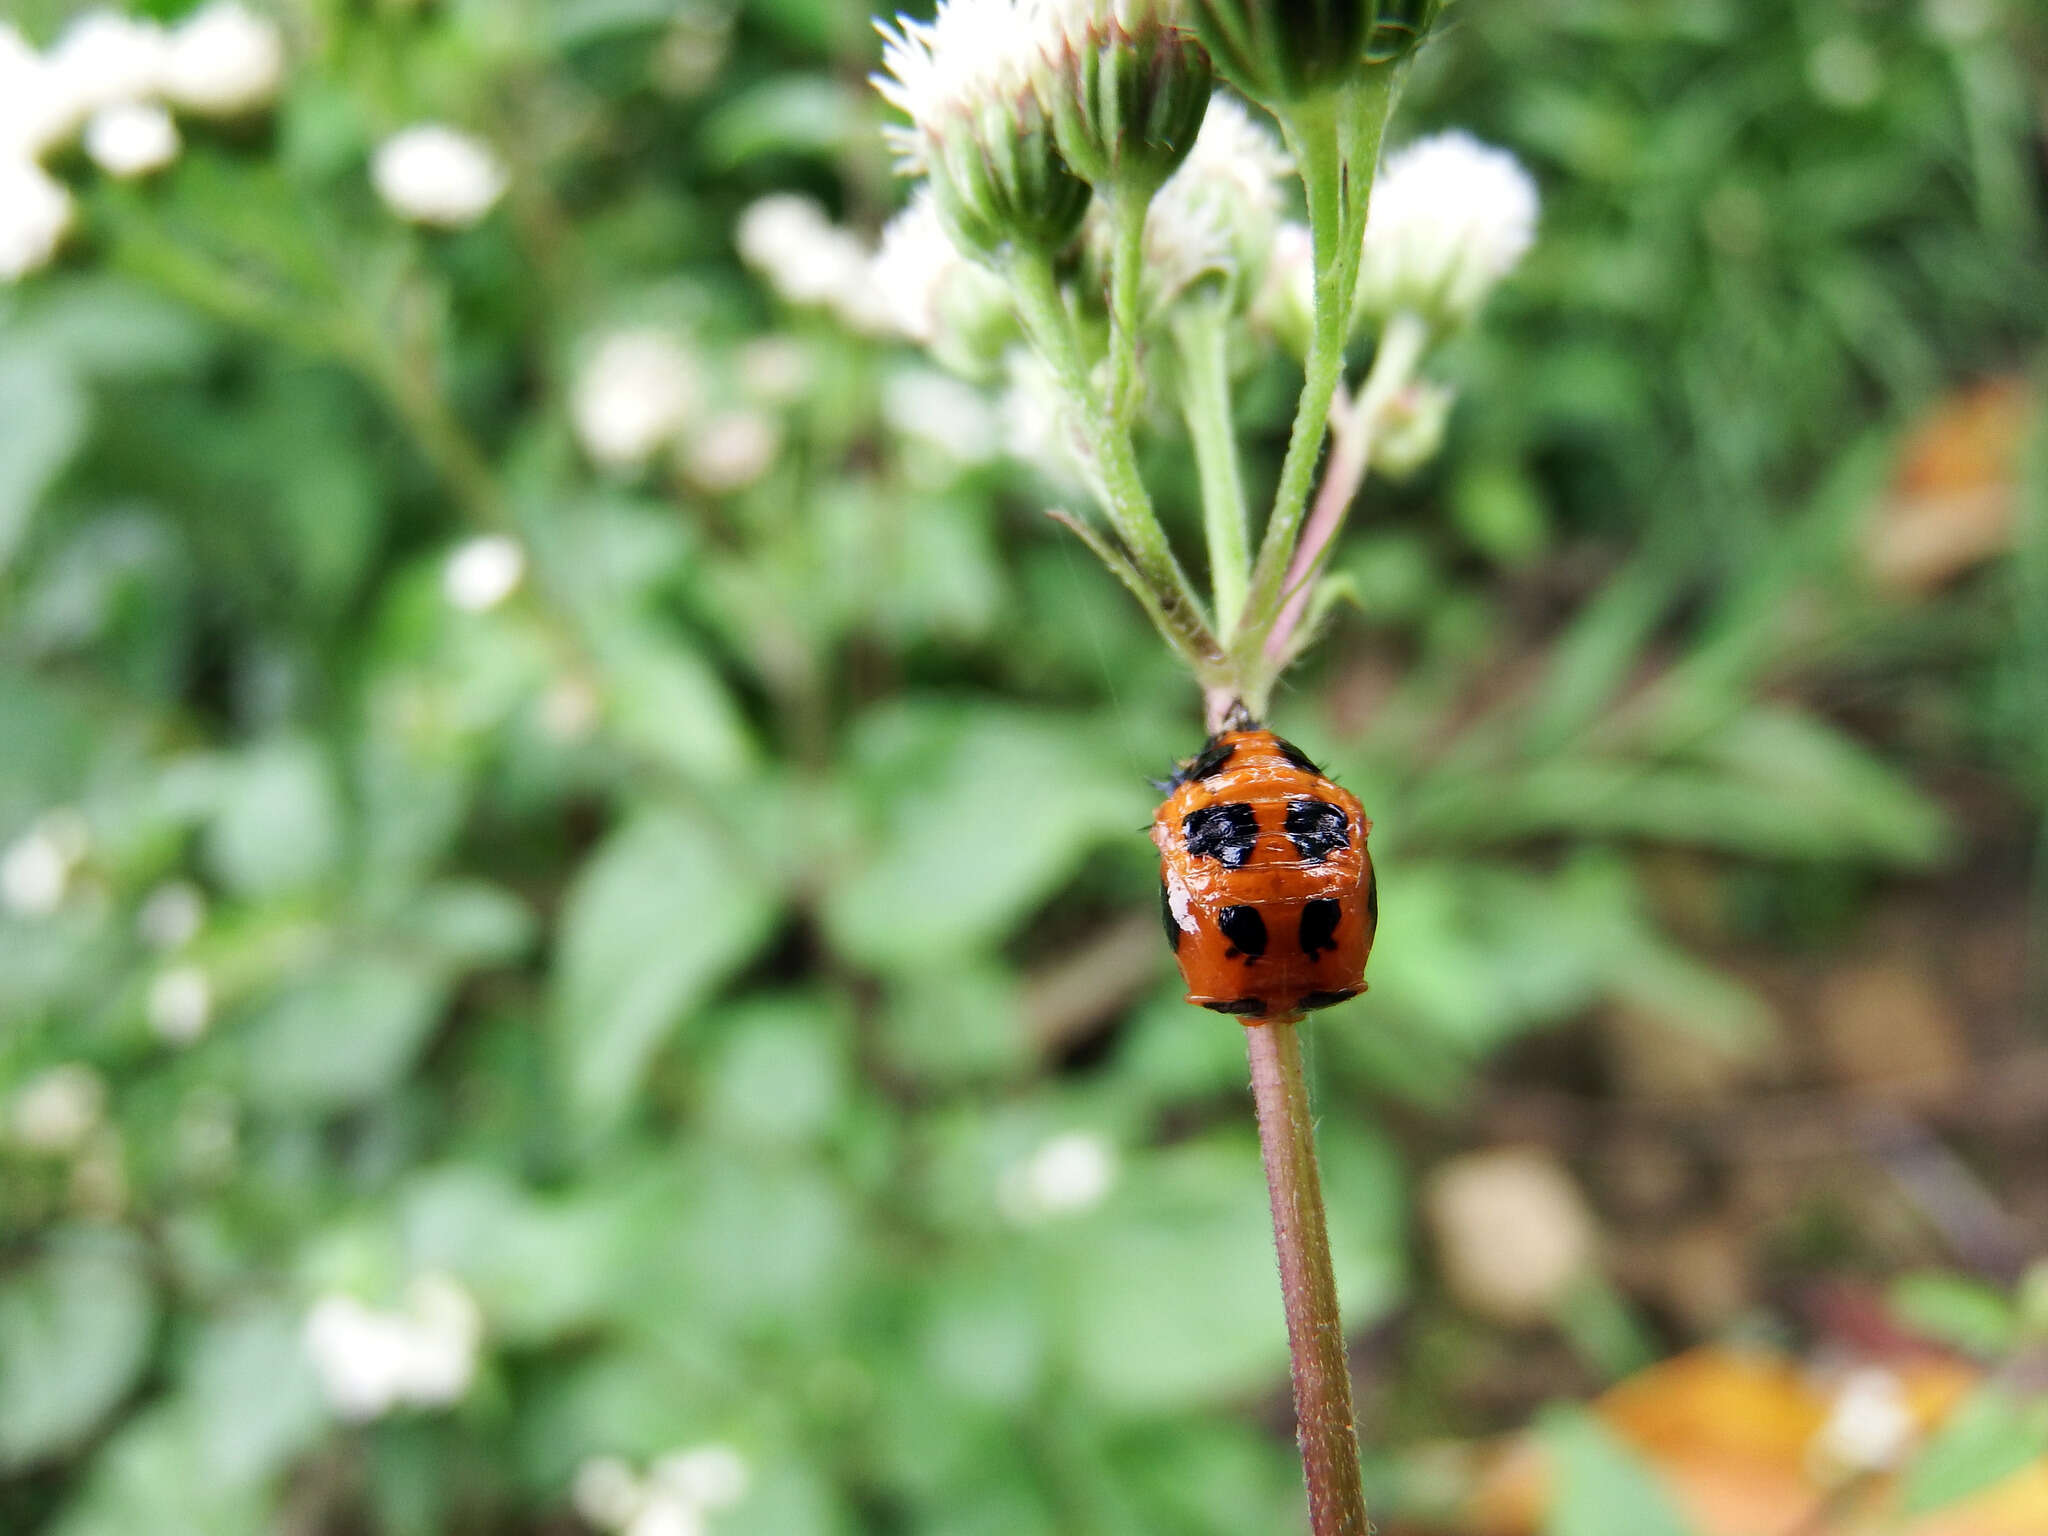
(1006, 249, 1223, 676)
(1106, 190, 1150, 428)
(1235, 74, 1398, 673)
(1173, 296, 1252, 636)
(1245, 1020, 1369, 1536)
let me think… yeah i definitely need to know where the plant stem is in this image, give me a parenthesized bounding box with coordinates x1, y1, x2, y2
(1264, 307, 1430, 666)
(1173, 296, 1252, 636)
(1245, 1020, 1368, 1536)
(1006, 248, 1224, 678)
(1106, 190, 1150, 428)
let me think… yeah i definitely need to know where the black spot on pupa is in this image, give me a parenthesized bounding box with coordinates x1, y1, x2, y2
(1298, 897, 1341, 960)
(1179, 736, 1237, 786)
(1218, 904, 1268, 959)
(1183, 801, 1260, 869)
(1284, 798, 1350, 863)
(1159, 880, 1181, 952)
(1202, 995, 1267, 1018)
(1365, 867, 1379, 925)
(1299, 987, 1360, 1012)
(1270, 735, 1321, 776)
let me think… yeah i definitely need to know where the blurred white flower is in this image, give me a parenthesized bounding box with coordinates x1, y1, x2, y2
(625, 1497, 705, 1536)
(1140, 92, 1291, 309)
(1001, 1130, 1118, 1223)
(872, 187, 967, 346)
(2, 824, 69, 915)
(48, 11, 169, 121)
(650, 1443, 750, 1511)
(1371, 378, 1455, 480)
(137, 880, 206, 949)
(163, 2, 285, 116)
(1356, 130, 1538, 333)
(0, 26, 75, 161)
(10, 1064, 107, 1155)
(883, 368, 999, 464)
(1814, 1367, 1916, 1474)
(443, 534, 526, 612)
(540, 676, 601, 742)
(85, 101, 179, 178)
(372, 123, 506, 229)
(685, 410, 781, 494)
(735, 336, 814, 405)
(0, 157, 75, 283)
(571, 329, 701, 470)
(573, 1455, 647, 1529)
(872, 0, 1039, 176)
(1807, 34, 1882, 110)
(302, 1271, 484, 1422)
(999, 349, 1088, 493)
(147, 964, 213, 1045)
(735, 194, 884, 330)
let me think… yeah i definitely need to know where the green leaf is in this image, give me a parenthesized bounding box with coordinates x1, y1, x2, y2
(49, 1403, 266, 1536)
(1891, 1271, 2018, 1359)
(183, 1305, 324, 1487)
(202, 738, 345, 899)
(242, 954, 450, 1112)
(400, 881, 537, 968)
(592, 621, 757, 785)
(0, 347, 89, 570)
(551, 808, 780, 1130)
(0, 1235, 157, 1469)
(1539, 1404, 1696, 1536)
(1900, 1386, 2048, 1515)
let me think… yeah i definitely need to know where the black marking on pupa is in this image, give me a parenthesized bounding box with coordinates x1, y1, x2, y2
(1218, 904, 1268, 959)
(1269, 735, 1322, 776)
(1202, 995, 1267, 1018)
(1299, 987, 1360, 1012)
(1298, 897, 1342, 960)
(1284, 798, 1350, 863)
(1183, 802, 1260, 869)
(1159, 880, 1181, 952)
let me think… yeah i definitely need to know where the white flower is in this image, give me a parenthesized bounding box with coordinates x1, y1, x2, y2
(147, 965, 213, 1045)
(163, 2, 285, 116)
(1814, 1367, 1916, 1474)
(571, 329, 701, 470)
(137, 881, 206, 949)
(883, 368, 1000, 464)
(442, 534, 526, 612)
(872, 0, 1041, 176)
(0, 26, 75, 162)
(625, 1496, 705, 1536)
(1356, 130, 1538, 332)
(1139, 92, 1291, 309)
(48, 11, 169, 121)
(685, 410, 781, 493)
(10, 1064, 107, 1155)
(650, 1443, 750, 1511)
(735, 194, 884, 330)
(85, 101, 179, 178)
(1001, 1130, 1118, 1223)
(0, 157, 75, 283)
(573, 1456, 647, 1529)
(302, 1272, 484, 1422)
(2, 825, 69, 915)
(371, 124, 506, 229)
(872, 188, 966, 346)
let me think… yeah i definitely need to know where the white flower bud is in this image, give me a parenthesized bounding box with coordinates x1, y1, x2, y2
(137, 881, 206, 949)
(624, 1496, 705, 1536)
(1813, 1367, 1916, 1475)
(650, 1443, 750, 1511)
(371, 124, 506, 229)
(0, 27, 75, 162)
(1136, 91, 1290, 313)
(0, 158, 75, 283)
(573, 1456, 647, 1529)
(85, 101, 179, 179)
(442, 535, 525, 612)
(1372, 379, 1454, 480)
(147, 964, 213, 1045)
(1356, 131, 1538, 335)
(684, 410, 781, 494)
(872, 186, 1016, 374)
(304, 1295, 413, 1422)
(48, 12, 169, 121)
(571, 329, 701, 470)
(400, 1271, 483, 1406)
(10, 1064, 107, 1155)
(736, 194, 878, 324)
(163, 2, 285, 117)
(2, 822, 71, 915)
(1000, 1130, 1118, 1223)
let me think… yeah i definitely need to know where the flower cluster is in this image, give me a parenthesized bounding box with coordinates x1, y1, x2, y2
(572, 1444, 752, 1536)
(301, 1272, 485, 1422)
(0, 5, 285, 281)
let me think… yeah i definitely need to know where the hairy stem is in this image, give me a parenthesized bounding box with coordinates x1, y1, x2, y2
(1246, 1021, 1368, 1536)
(1173, 296, 1253, 636)
(1106, 190, 1150, 428)
(1264, 308, 1430, 665)
(1006, 249, 1224, 677)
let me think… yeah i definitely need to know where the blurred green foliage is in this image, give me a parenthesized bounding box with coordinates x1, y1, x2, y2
(0, 0, 2043, 1533)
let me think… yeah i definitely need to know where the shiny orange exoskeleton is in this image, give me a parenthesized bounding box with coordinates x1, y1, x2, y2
(1152, 726, 1376, 1023)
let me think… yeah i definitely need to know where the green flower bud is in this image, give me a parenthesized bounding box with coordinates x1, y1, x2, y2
(1182, 0, 1380, 107)
(1035, 0, 1214, 196)
(1363, 0, 1442, 64)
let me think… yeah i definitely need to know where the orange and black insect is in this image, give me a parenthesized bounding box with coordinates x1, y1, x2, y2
(1152, 723, 1377, 1023)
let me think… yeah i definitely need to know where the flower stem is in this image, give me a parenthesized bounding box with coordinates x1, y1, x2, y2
(1006, 248, 1224, 678)
(1173, 296, 1252, 636)
(1264, 307, 1430, 666)
(1106, 189, 1150, 428)
(1245, 1020, 1368, 1536)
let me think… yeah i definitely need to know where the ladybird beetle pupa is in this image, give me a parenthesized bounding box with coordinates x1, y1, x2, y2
(1151, 726, 1377, 1023)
